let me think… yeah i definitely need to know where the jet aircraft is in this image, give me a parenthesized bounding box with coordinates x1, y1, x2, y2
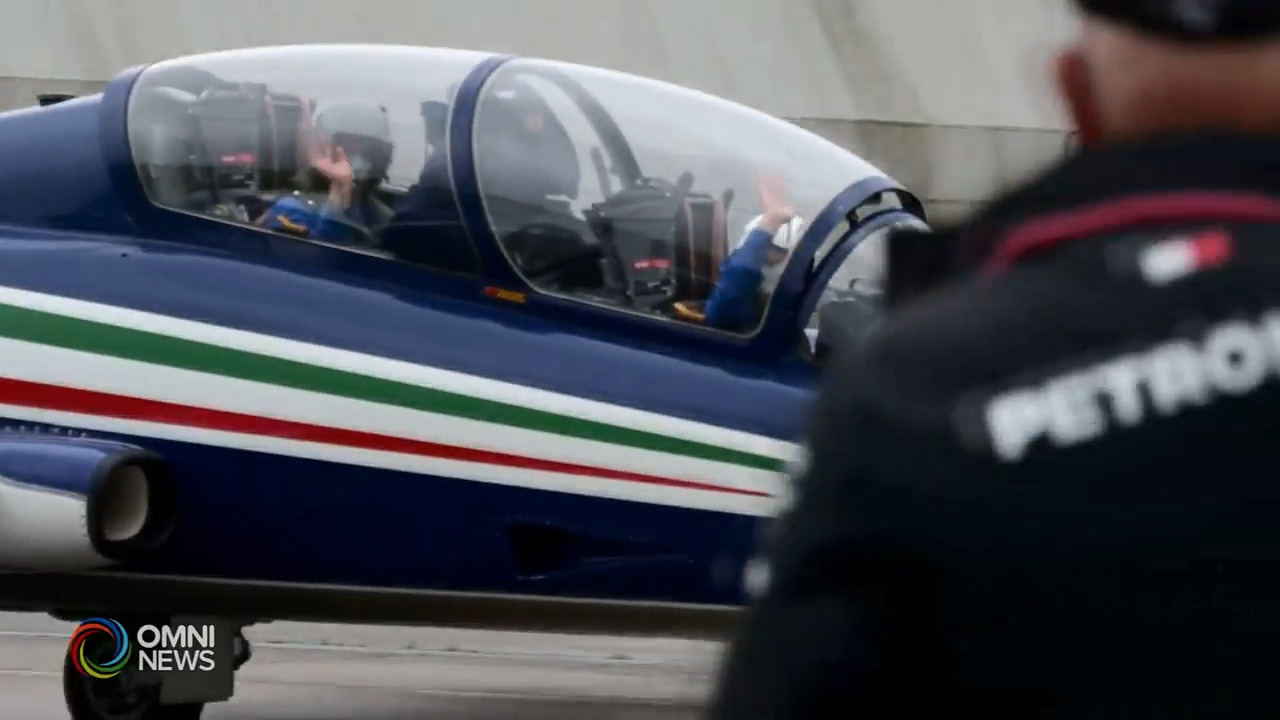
(0, 43, 928, 718)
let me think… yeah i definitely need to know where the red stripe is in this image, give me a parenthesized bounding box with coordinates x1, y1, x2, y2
(0, 378, 769, 498)
(1191, 230, 1233, 267)
(983, 192, 1280, 274)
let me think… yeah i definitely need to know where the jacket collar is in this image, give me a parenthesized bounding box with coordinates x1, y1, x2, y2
(956, 132, 1280, 266)
(884, 132, 1280, 305)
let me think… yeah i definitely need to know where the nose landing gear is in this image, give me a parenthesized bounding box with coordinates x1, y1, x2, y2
(63, 667, 204, 720)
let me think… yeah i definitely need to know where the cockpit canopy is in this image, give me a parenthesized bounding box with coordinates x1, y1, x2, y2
(127, 45, 484, 228)
(475, 58, 885, 246)
(126, 45, 917, 337)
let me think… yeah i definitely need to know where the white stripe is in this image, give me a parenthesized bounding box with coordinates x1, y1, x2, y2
(0, 338, 779, 495)
(0, 286, 794, 459)
(0, 404, 776, 517)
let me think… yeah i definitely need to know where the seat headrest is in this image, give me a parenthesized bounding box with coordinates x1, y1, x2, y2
(189, 85, 270, 195)
(130, 87, 199, 169)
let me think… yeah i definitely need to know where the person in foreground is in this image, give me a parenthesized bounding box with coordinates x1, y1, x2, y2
(710, 1, 1280, 717)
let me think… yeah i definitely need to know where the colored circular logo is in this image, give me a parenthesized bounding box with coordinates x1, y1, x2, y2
(68, 617, 132, 679)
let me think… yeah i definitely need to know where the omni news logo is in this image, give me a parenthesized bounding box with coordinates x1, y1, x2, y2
(68, 617, 217, 677)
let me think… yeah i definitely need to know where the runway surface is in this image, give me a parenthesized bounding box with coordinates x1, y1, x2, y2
(0, 612, 722, 718)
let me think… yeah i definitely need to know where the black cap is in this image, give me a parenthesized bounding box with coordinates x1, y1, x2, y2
(1076, 0, 1280, 42)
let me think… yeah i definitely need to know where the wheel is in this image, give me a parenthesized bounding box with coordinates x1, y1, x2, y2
(63, 645, 204, 720)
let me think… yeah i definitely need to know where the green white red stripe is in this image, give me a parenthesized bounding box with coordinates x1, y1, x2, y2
(0, 287, 796, 516)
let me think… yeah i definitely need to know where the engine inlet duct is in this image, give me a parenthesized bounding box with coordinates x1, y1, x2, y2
(0, 436, 177, 570)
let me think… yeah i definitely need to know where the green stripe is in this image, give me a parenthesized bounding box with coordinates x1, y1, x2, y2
(0, 305, 783, 471)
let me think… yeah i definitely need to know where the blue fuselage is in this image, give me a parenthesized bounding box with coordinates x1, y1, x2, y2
(0, 53, 911, 608)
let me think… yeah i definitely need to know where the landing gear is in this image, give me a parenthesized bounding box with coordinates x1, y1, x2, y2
(60, 618, 253, 720)
(63, 662, 204, 720)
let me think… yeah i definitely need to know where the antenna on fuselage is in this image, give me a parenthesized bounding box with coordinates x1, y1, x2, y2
(36, 93, 76, 107)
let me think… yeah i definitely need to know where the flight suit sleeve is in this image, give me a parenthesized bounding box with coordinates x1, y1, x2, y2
(704, 228, 775, 331)
(708, 349, 963, 719)
(262, 196, 361, 243)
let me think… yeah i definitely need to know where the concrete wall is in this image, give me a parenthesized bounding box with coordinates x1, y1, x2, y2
(0, 0, 1079, 221)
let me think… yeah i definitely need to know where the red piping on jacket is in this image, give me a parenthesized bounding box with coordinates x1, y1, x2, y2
(982, 192, 1280, 275)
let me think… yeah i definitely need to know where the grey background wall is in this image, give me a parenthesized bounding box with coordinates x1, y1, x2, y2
(0, 0, 1079, 222)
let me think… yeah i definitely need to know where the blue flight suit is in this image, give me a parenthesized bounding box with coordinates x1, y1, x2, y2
(704, 227, 777, 331)
(261, 194, 376, 245)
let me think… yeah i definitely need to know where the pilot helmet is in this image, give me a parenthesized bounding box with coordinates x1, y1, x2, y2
(311, 101, 394, 185)
(476, 81, 579, 203)
(487, 84, 548, 136)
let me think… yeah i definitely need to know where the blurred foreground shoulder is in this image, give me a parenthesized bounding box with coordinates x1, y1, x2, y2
(708, 288, 984, 720)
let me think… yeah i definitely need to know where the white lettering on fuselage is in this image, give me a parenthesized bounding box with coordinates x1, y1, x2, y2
(985, 311, 1280, 462)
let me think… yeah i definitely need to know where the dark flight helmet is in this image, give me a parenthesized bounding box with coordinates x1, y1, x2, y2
(475, 79, 580, 206)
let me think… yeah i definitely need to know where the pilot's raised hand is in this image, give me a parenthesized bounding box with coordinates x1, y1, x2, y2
(757, 174, 796, 233)
(308, 141, 354, 210)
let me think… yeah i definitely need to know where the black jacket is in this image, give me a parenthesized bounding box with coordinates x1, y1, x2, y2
(710, 134, 1280, 719)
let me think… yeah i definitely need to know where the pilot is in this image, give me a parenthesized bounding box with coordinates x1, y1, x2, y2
(391, 81, 578, 234)
(261, 101, 395, 244)
(480, 86, 580, 237)
(703, 175, 802, 332)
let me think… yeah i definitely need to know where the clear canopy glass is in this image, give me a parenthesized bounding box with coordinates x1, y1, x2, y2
(127, 45, 489, 244)
(473, 58, 888, 245)
(126, 45, 911, 336)
(472, 58, 899, 332)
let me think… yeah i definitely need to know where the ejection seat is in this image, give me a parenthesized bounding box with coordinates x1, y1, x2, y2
(582, 173, 730, 316)
(130, 81, 309, 222)
(185, 83, 286, 222)
(130, 87, 203, 212)
(668, 188, 730, 322)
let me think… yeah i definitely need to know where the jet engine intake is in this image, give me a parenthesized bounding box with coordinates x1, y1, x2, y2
(0, 437, 176, 570)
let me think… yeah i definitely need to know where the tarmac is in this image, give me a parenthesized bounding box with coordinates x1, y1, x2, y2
(0, 612, 721, 718)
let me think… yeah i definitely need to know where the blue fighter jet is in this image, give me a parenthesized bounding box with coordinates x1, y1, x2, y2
(0, 44, 928, 718)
